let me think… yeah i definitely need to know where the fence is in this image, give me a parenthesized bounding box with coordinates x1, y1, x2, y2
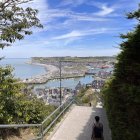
(0, 98, 75, 140)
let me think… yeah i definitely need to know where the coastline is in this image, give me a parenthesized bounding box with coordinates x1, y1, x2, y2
(23, 62, 86, 84)
(23, 62, 59, 84)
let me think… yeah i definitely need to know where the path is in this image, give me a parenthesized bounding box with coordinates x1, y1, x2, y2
(49, 105, 112, 140)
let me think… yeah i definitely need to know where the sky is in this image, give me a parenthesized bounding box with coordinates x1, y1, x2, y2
(0, 0, 139, 58)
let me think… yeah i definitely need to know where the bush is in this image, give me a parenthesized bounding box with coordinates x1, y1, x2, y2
(82, 95, 90, 104)
(0, 66, 56, 138)
(102, 5, 140, 140)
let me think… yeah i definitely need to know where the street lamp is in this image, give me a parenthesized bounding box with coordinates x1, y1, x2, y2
(58, 60, 89, 105)
(59, 60, 62, 105)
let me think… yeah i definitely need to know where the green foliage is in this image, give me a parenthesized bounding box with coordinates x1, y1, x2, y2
(75, 88, 86, 104)
(81, 95, 90, 104)
(0, 0, 43, 49)
(77, 88, 87, 98)
(0, 0, 53, 130)
(102, 4, 140, 140)
(0, 66, 55, 125)
(0, 1, 50, 138)
(76, 87, 92, 104)
(127, 3, 140, 21)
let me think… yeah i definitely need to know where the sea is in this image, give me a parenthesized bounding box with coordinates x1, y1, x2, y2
(0, 58, 94, 89)
(0, 58, 46, 79)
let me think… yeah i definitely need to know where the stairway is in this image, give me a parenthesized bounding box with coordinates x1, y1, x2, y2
(48, 105, 112, 140)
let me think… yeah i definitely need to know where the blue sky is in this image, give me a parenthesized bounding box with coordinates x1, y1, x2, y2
(0, 0, 139, 58)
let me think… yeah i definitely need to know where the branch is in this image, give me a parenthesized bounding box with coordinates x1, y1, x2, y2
(0, 0, 33, 12)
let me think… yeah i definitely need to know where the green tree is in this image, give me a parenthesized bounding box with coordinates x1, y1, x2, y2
(0, 66, 56, 139)
(0, 0, 56, 137)
(0, 66, 53, 124)
(0, 0, 43, 49)
(0, 0, 45, 124)
(102, 4, 140, 140)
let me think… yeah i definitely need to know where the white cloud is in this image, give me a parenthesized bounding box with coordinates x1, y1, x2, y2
(63, 37, 81, 46)
(52, 28, 116, 40)
(22, 0, 109, 26)
(0, 46, 120, 58)
(1, 0, 135, 58)
(53, 30, 84, 39)
(18, 0, 111, 33)
(58, 0, 86, 7)
(69, 14, 108, 21)
(95, 5, 115, 16)
(89, 1, 115, 16)
(42, 8, 109, 24)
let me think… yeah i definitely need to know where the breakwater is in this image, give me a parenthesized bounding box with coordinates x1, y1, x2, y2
(23, 62, 87, 84)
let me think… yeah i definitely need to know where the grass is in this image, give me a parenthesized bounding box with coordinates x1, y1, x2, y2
(76, 87, 99, 106)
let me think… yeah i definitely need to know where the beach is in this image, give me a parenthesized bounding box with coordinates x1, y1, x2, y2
(23, 62, 86, 84)
(23, 63, 59, 84)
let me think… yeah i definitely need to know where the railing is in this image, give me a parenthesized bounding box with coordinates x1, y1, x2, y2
(0, 98, 75, 140)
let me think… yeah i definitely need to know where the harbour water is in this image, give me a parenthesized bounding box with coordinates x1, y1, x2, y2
(35, 75, 94, 89)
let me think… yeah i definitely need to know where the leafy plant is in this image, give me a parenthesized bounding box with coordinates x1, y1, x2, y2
(102, 4, 140, 140)
(0, 66, 56, 139)
(0, 0, 43, 49)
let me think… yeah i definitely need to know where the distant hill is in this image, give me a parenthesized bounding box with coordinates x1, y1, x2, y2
(31, 56, 116, 63)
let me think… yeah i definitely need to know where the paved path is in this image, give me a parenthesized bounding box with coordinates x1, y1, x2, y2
(49, 105, 112, 140)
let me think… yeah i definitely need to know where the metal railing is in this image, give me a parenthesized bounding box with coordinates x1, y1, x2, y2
(0, 98, 75, 140)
